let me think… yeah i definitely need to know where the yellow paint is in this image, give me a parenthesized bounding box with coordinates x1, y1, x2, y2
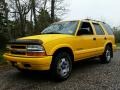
(4, 54, 52, 70)
(3, 20, 116, 70)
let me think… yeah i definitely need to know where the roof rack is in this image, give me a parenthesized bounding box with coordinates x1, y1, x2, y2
(83, 19, 105, 23)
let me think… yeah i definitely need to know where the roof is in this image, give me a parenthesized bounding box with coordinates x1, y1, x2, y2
(83, 19, 106, 23)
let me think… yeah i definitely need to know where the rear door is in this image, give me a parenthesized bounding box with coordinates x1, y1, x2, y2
(92, 22, 106, 55)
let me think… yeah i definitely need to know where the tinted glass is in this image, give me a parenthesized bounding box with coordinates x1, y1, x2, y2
(41, 21, 78, 35)
(101, 23, 113, 35)
(77, 22, 93, 35)
(93, 23, 105, 35)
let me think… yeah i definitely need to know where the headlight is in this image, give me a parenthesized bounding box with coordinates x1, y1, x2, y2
(27, 45, 46, 56)
(27, 45, 44, 51)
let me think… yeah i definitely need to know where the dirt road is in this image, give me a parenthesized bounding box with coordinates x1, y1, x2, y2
(0, 50, 120, 90)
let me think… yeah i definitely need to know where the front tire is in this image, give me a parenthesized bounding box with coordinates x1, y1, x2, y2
(50, 52, 72, 81)
(100, 46, 112, 64)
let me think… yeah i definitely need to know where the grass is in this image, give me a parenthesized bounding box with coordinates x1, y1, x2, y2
(0, 54, 4, 64)
(117, 43, 120, 47)
(0, 50, 7, 65)
(0, 54, 3, 60)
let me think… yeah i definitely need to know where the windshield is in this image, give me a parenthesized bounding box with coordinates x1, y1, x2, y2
(41, 21, 79, 35)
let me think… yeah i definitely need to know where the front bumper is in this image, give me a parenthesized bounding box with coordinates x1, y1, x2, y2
(3, 54, 52, 70)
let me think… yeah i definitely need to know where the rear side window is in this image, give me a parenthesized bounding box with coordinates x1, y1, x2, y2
(93, 23, 105, 35)
(101, 23, 113, 35)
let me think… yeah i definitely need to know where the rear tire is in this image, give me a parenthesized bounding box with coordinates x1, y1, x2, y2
(100, 45, 112, 64)
(50, 52, 72, 81)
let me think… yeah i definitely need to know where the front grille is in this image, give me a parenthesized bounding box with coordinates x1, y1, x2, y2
(11, 50, 26, 55)
(11, 45, 26, 49)
(7, 40, 41, 56)
(9, 45, 27, 55)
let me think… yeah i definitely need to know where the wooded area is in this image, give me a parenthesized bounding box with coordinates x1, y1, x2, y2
(0, 0, 67, 50)
(0, 0, 120, 51)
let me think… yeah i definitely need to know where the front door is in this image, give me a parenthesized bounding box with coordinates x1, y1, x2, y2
(74, 21, 97, 60)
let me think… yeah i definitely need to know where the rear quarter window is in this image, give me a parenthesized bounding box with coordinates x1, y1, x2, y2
(101, 23, 113, 35)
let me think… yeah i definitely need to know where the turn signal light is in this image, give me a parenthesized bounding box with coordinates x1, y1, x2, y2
(27, 52, 46, 56)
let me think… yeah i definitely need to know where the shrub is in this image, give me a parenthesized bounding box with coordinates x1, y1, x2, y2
(0, 33, 8, 51)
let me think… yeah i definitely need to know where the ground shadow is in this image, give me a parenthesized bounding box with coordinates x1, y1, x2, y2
(11, 58, 101, 82)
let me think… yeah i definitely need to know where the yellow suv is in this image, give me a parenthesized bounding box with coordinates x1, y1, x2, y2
(4, 19, 116, 81)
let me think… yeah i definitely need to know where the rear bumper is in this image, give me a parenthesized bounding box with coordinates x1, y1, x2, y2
(3, 54, 52, 70)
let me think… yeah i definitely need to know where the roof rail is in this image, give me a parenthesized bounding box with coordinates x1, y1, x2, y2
(83, 19, 105, 23)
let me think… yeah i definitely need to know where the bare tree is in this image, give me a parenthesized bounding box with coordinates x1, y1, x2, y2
(6, 0, 68, 37)
(55, 0, 68, 16)
(43, 0, 48, 10)
(50, 0, 67, 22)
(9, 0, 31, 37)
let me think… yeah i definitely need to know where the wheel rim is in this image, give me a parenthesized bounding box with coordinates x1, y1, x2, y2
(57, 58, 70, 77)
(106, 49, 111, 61)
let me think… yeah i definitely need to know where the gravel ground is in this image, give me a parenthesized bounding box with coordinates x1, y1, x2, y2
(0, 50, 120, 90)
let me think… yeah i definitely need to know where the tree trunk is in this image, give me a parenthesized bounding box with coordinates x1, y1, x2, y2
(4, 2, 13, 40)
(51, 0, 55, 23)
(32, 0, 37, 27)
(15, 0, 26, 37)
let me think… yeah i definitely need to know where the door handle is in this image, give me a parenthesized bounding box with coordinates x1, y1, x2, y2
(104, 37, 107, 40)
(93, 37, 96, 40)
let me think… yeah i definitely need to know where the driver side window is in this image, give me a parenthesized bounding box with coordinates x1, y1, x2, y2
(77, 22, 93, 35)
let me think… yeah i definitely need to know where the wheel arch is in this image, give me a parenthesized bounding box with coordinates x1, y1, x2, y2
(52, 47, 74, 63)
(104, 42, 113, 57)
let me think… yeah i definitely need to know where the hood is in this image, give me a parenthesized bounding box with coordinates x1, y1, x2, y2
(19, 34, 73, 44)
